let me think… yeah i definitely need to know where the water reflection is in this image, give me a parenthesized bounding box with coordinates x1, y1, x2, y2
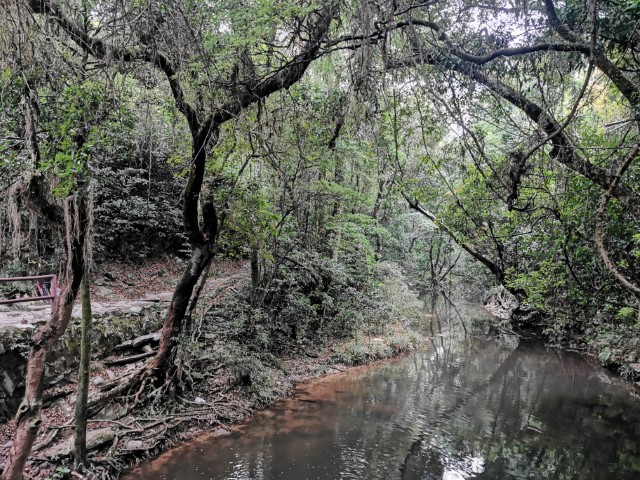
(127, 319, 640, 480)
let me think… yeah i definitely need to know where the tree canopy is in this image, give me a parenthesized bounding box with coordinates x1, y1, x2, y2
(0, 0, 639, 477)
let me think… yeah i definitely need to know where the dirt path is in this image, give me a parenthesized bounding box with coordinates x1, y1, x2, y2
(0, 292, 175, 332)
(0, 259, 249, 332)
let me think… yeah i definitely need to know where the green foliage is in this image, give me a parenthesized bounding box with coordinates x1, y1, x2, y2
(506, 260, 567, 313)
(616, 307, 638, 323)
(39, 82, 111, 196)
(193, 261, 424, 406)
(2, 0, 639, 390)
(46, 466, 71, 480)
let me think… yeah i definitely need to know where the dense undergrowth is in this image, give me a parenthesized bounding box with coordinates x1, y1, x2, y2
(189, 256, 426, 406)
(485, 285, 640, 381)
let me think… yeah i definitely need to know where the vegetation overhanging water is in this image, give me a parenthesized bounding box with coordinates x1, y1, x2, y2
(127, 318, 640, 480)
(2, 1, 640, 478)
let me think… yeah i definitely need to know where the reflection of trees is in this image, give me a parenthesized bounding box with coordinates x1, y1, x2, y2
(399, 335, 522, 479)
(148, 328, 640, 480)
(395, 333, 640, 480)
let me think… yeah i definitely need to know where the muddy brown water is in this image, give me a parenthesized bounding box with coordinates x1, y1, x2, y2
(126, 329, 640, 480)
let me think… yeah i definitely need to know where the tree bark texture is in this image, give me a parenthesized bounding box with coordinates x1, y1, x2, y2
(73, 265, 92, 468)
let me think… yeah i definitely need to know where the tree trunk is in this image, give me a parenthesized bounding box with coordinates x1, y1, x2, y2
(149, 245, 213, 380)
(329, 116, 345, 261)
(251, 245, 260, 289)
(1, 194, 87, 480)
(250, 241, 261, 306)
(73, 265, 92, 468)
(372, 180, 385, 261)
(146, 127, 219, 381)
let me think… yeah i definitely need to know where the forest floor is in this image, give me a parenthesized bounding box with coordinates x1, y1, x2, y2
(0, 257, 424, 480)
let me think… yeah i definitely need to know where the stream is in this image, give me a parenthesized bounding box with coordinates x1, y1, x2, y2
(126, 321, 640, 480)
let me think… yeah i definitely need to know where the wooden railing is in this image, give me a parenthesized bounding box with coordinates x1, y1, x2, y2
(0, 275, 57, 305)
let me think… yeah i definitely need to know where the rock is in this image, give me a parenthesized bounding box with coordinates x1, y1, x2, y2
(1, 302, 166, 421)
(212, 427, 231, 437)
(47, 427, 115, 459)
(97, 403, 127, 421)
(194, 396, 206, 405)
(91, 376, 105, 386)
(95, 286, 115, 299)
(113, 331, 161, 351)
(122, 440, 147, 451)
(88, 428, 116, 446)
(141, 292, 173, 302)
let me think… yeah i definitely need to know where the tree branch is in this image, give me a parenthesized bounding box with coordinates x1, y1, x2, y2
(206, 4, 337, 130)
(404, 195, 505, 283)
(594, 143, 640, 296)
(543, 0, 640, 122)
(388, 52, 640, 216)
(28, 0, 200, 134)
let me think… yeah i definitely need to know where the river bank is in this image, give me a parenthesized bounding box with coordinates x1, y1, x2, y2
(0, 324, 423, 480)
(123, 350, 421, 480)
(124, 323, 640, 480)
(0, 260, 429, 480)
(484, 291, 640, 384)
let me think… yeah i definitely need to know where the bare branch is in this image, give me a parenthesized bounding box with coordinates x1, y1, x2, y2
(594, 143, 640, 296)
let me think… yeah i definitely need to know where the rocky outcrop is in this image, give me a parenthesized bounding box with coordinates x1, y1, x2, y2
(0, 303, 167, 422)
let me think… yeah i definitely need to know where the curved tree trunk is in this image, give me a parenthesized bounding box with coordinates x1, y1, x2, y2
(141, 5, 337, 383)
(145, 125, 220, 380)
(594, 144, 640, 296)
(150, 245, 214, 377)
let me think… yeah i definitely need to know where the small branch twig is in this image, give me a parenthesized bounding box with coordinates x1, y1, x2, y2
(594, 143, 640, 295)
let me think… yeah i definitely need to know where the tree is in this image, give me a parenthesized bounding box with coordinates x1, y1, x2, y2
(337, 0, 640, 311)
(3, 0, 339, 475)
(73, 252, 92, 469)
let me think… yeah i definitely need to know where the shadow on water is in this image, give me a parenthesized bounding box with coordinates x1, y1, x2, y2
(126, 304, 640, 480)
